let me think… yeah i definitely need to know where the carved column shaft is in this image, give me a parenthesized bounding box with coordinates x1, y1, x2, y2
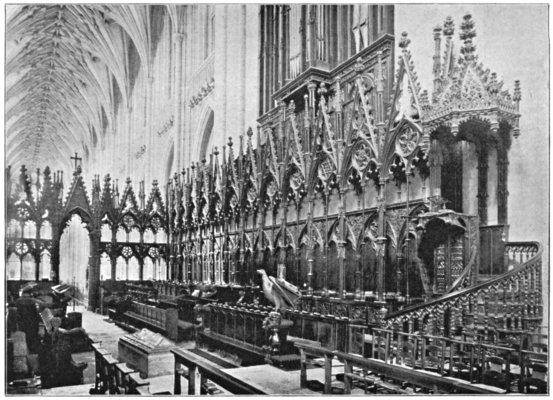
(376, 179, 387, 302)
(88, 228, 101, 311)
(306, 245, 314, 295)
(497, 149, 509, 225)
(429, 139, 443, 197)
(477, 145, 489, 225)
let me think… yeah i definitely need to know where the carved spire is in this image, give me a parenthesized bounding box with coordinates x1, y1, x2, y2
(460, 13, 476, 62)
(139, 180, 145, 209)
(441, 16, 455, 82)
(513, 80, 521, 137)
(376, 51, 385, 125)
(432, 25, 442, 95)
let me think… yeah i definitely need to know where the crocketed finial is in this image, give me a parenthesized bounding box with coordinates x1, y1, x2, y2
(460, 13, 476, 61)
(513, 80, 521, 102)
(443, 16, 455, 37)
(433, 25, 442, 39)
(399, 32, 411, 50)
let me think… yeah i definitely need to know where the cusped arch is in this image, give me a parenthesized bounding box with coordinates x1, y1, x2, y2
(59, 207, 93, 236)
(381, 118, 423, 176)
(274, 227, 295, 250)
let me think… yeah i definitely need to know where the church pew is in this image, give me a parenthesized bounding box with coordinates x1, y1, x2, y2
(91, 343, 112, 394)
(125, 282, 157, 304)
(201, 303, 269, 352)
(90, 343, 153, 395)
(123, 301, 178, 341)
(128, 372, 151, 395)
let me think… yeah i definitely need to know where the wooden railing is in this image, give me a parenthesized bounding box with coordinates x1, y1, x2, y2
(295, 341, 509, 394)
(448, 244, 478, 292)
(172, 348, 266, 395)
(370, 328, 548, 394)
(385, 241, 543, 335)
(372, 328, 516, 392)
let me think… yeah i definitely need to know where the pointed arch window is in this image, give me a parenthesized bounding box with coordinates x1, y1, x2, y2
(21, 253, 36, 280)
(23, 220, 37, 239)
(7, 254, 21, 280)
(101, 223, 112, 242)
(8, 219, 21, 238)
(143, 257, 155, 280)
(40, 220, 52, 240)
(144, 228, 155, 244)
(128, 257, 140, 280)
(116, 227, 127, 242)
(100, 253, 111, 281)
(39, 250, 52, 280)
(157, 229, 167, 244)
(128, 227, 141, 243)
(116, 256, 127, 280)
(157, 258, 168, 281)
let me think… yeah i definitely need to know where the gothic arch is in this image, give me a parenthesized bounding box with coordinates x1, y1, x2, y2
(197, 105, 215, 161)
(165, 141, 175, 187)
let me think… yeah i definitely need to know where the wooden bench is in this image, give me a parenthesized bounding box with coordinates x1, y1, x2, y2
(172, 348, 266, 395)
(297, 341, 336, 394)
(91, 343, 112, 394)
(124, 301, 178, 341)
(128, 372, 151, 395)
(90, 342, 153, 395)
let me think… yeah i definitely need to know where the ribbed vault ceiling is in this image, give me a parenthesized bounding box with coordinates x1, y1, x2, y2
(6, 4, 183, 172)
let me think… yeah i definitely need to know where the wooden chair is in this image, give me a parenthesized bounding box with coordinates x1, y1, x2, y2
(520, 350, 548, 394)
(447, 341, 477, 383)
(397, 334, 417, 368)
(523, 363, 548, 394)
(479, 345, 512, 393)
(371, 330, 390, 363)
(420, 337, 445, 374)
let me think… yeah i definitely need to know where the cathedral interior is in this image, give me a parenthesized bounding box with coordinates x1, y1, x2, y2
(5, 4, 549, 395)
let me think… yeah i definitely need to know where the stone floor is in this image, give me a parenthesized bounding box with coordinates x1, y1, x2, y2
(42, 306, 195, 395)
(41, 307, 335, 395)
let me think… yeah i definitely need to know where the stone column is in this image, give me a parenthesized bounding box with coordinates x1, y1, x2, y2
(337, 239, 346, 299)
(375, 177, 387, 302)
(306, 245, 314, 295)
(173, 31, 185, 170)
(497, 148, 509, 225)
(88, 228, 101, 311)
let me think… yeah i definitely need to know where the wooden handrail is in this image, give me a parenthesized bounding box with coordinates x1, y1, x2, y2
(172, 348, 266, 395)
(385, 241, 542, 321)
(448, 244, 478, 292)
(294, 341, 505, 394)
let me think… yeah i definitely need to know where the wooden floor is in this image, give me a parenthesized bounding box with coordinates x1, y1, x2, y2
(40, 307, 330, 395)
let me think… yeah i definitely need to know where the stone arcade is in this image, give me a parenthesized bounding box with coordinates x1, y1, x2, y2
(5, 4, 548, 396)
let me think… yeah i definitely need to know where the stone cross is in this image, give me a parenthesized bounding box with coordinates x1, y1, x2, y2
(70, 152, 82, 170)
